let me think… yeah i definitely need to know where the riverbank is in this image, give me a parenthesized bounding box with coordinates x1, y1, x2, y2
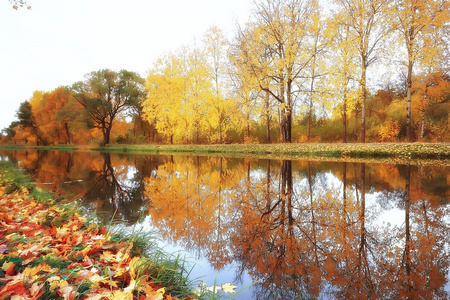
(0, 161, 196, 299)
(1, 143, 449, 167)
(2, 142, 449, 160)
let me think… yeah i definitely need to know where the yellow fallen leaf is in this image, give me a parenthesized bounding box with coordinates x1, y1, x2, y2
(112, 290, 133, 300)
(1, 261, 14, 271)
(221, 282, 237, 294)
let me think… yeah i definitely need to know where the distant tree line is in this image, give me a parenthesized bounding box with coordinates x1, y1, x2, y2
(2, 0, 449, 145)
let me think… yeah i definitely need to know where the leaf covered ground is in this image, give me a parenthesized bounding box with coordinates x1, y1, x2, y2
(0, 167, 193, 299)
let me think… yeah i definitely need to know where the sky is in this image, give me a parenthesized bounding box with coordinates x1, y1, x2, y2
(0, 0, 254, 131)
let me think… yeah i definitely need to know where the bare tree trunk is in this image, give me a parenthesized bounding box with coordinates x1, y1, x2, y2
(361, 63, 367, 143)
(406, 60, 413, 142)
(266, 90, 271, 144)
(343, 86, 348, 143)
(420, 85, 428, 141)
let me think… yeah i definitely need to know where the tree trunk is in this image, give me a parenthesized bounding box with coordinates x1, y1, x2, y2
(361, 63, 367, 143)
(196, 126, 199, 144)
(343, 86, 348, 143)
(308, 45, 317, 142)
(406, 60, 413, 142)
(420, 85, 427, 141)
(102, 126, 111, 147)
(281, 108, 292, 143)
(219, 120, 222, 144)
(64, 122, 71, 144)
(308, 96, 313, 142)
(284, 80, 292, 143)
(266, 90, 271, 144)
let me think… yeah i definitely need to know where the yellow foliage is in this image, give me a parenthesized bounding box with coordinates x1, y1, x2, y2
(378, 119, 401, 142)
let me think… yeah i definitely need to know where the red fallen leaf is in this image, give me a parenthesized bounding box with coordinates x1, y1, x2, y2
(82, 256, 94, 267)
(5, 263, 16, 276)
(0, 281, 30, 297)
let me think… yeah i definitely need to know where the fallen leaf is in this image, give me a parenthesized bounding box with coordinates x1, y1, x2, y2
(221, 282, 237, 294)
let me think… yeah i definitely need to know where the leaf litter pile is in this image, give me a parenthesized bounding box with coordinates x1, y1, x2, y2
(0, 182, 185, 299)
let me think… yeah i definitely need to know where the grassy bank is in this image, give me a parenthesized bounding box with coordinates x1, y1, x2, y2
(2, 142, 449, 165)
(0, 161, 199, 299)
(94, 142, 450, 160)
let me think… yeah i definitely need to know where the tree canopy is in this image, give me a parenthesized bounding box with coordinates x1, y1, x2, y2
(2, 0, 449, 145)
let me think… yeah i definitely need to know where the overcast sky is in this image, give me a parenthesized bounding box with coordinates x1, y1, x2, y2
(0, 0, 253, 131)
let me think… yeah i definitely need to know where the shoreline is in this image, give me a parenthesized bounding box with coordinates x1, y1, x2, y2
(0, 161, 197, 299)
(1, 143, 449, 165)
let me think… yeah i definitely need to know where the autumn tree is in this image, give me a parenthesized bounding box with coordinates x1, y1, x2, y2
(228, 60, 261, 143)
(185, 46, 212, 143)
(412, 72, 450, 141)
(236, 0, 315, 143)
(143, 51, 190, 144)
(328, 18, 359, 143)
(231, 25, 276, 143)
(392, 0, 449, 142)
(304, 0, 334, 141)
(203, 26, 234, 144)
(27, 87, 81, 145)
(334, 0, 392, 143)
(71, 69, 145, 146)
(15, 98, 46, 145)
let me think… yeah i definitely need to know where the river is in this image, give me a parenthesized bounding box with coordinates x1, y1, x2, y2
(0, 149, 449, 299)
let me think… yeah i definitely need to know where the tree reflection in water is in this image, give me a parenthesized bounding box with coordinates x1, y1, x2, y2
(0, 149, 448, 299)
(144, 157, 449, 299)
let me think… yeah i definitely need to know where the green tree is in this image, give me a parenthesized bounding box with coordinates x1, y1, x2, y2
(71, 69, 144, 146)
(1, 121, 20, 141)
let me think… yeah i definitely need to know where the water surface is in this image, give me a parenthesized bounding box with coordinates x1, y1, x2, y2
(0, 149, 449, 299)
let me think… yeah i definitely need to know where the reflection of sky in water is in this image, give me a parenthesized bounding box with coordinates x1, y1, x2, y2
(113, 216, 255, 299)
(121, 168, 450, 299)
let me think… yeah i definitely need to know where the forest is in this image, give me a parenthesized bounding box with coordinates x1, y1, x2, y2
(2, 0, 449, 146)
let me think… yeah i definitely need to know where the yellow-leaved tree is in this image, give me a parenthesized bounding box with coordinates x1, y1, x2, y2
(391, 0, 449, 142)
(235, 0, 315, 143)
(334, 0, 392, 142)
(203, 26, 235, 144)
(143, 52, 187, 144)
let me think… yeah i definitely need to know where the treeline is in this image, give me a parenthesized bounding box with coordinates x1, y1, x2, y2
(2, 0, 449, 145)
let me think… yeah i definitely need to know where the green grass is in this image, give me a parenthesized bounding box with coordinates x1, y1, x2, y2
(3, 142, 449, 166)
(0, 161, 34, 194)
(2, 142, 449, 159)
(29, 144, 80, 151)
(84, 143, 450, 166)
(90, 142, 449, 158)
